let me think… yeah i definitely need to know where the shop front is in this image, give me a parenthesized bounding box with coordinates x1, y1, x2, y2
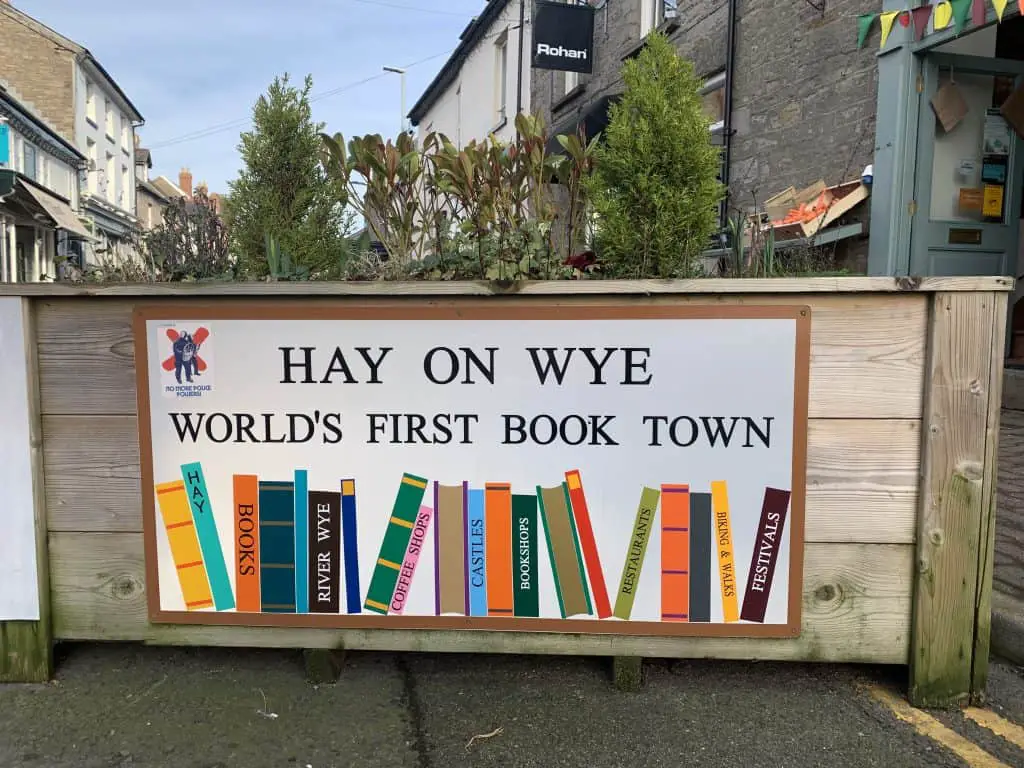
(868, 6, 1024, 351)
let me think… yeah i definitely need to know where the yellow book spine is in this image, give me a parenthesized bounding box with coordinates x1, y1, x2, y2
(156, 480, 214, 610)
(711, 481, 739, 623)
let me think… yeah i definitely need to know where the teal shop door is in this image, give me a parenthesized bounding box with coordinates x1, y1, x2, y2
(911, 53, 1024, 277)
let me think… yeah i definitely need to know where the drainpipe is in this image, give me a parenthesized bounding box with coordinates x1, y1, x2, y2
(515, 0, 527, 123)
(722, 0, 738, 223)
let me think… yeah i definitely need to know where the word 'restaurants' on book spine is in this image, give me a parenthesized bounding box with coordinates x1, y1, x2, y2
(613, 487, 660, 621)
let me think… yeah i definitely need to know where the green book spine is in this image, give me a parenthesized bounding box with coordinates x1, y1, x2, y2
(512, 494, 539, 618)
(613, 487, 661, 621)
(536, 485, 566, 619)
(364, 473, 429, 614)
(562, 482, 593, 615)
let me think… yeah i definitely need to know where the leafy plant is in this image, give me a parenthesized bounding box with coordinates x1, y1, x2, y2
(585, 31, 725, 278)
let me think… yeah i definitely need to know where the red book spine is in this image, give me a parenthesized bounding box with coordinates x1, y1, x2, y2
(565, 469, 612, 619)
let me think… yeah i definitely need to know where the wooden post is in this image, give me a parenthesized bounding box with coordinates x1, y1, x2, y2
(0, 297, 52, 682)
(910, 291, 1004, 707)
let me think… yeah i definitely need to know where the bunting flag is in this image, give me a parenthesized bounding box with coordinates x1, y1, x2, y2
(857, 13, 877, 48)
(992, 0, 1008, 21)
(880, 10, 900, 48)
(912, 5, 934, 39)
(972, 0, 986, 26)
(934, 1, 954, 29)
(899, 9, 913, 25)
(951, 0, 973, 33)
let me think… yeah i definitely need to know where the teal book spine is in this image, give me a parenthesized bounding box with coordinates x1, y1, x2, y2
(180, 462, 234, 611)
(294, 469, 309, 613)
(512, 493, 539, 618)
(364, 473, 429, 614)
(259, 480, 297, 612)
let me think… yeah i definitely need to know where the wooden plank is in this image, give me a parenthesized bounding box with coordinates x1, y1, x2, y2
(0, 299, 52, 682)
(44, 415, 920, 544)
(972, 291, 1008, 702)
(35, 295, 928, 418)
(0, 276, 1013, 297)
(49, 532, 912, 663)
(910, 292, 997, 708)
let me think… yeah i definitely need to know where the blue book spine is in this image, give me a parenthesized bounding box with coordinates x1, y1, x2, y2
(467, 488, 487, 617)
(180, 462, 234, 611)
(259, 481, 297, 612)
(294, 469, 309, 613)
(341, 479, 361, 614)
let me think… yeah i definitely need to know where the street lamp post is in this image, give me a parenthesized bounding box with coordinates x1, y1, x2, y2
(382, 66, 407, 136)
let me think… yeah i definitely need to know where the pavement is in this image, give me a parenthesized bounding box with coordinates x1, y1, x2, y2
(993, 369, 1024, 667)
(3, 643, 1024, 768)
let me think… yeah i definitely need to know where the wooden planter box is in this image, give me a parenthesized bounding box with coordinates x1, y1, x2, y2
(0, 276, 1012, 708)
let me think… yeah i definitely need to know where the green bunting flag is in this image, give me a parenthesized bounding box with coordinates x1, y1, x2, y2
(857, 13, 877, 48)
(951, 0, 973, 33)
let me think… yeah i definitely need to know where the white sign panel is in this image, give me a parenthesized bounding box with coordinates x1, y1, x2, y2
(135, 303, 810, 638)
(0, 297, 40, 621)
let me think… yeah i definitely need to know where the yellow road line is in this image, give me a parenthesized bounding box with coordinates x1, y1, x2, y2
(964, 707, 1024, 751)
(868, 685, 1011, 768)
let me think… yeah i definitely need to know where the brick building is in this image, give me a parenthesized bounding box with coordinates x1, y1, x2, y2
(532, 0, 880, 270)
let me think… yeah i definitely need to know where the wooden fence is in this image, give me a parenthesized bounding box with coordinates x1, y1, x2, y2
(0, 276, 1012, 707)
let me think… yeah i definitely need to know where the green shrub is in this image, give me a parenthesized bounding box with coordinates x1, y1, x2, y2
(587, 32, 724, 278)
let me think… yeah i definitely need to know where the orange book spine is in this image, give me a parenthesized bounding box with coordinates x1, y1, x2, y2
(660, 484, 690, 622)
(155, 479, 213, 610)
(485, 483, 514, 616)
(233, 474, 261, 613)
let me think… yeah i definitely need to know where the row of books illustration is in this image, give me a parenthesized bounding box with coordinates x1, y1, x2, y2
(155, 463, 791, 624)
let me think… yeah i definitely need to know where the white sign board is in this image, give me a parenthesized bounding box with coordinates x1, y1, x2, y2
(0, 297, 40, 621)
(135, 303, 810, 638)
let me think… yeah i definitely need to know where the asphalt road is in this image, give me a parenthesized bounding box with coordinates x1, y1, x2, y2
(2, 644, 1024, 767)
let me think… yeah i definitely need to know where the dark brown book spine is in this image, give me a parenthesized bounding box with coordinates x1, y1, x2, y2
(309, 490, 341, 614)
(739, 488, 791, 623)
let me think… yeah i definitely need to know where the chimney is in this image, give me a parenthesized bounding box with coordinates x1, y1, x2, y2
(178, 167, 192, 199)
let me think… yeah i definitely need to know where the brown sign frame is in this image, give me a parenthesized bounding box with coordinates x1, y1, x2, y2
(134, 301, 811, 639)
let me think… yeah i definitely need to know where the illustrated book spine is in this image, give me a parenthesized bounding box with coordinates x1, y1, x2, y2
(689, 492, 713, 623)
(467, 488, 487, 617)
(711, 481, 739, 622)
(364, 473, 429, 615)
(232, 474, 260, 613)
(155, 479, 213, 611)
(180, 462, 234, 611)
(390, 504, 433, 614)
(258, 480, 297, 613)
(485, 483, 514, 617)
(612, 486, 660, 621)
(537, 483, 590, 618)
(294, 469, 309, 614)
(308, 489, 341, 614)
(565, 470, 611, 619)
(660, 484, 690, 622)
(436, 482, 467, 615)
(512, 493, 539, 618)
(740, 487, 792, 623)
(341, 479, 360, 614)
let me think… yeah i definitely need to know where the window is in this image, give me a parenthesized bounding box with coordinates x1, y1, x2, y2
(22, 142, 37, 181)
(642, 0, 677, 36)
(86, 81, 96, 123)
(121, 115, 130, 150)
(565, 69, 579, 95)
(87, 139, 97, 194)
(699, 71, 728, 230)
(495, 30, 509, 125)
(105, 151, 115, 203)
(121, 164, 130, 209)
(105, 100, 114, 137)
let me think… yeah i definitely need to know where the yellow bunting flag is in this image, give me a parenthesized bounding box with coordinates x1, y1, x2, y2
(993, 0, 1008, 20)
(934, 0, 954, 28)
(879, 11, 899, 48)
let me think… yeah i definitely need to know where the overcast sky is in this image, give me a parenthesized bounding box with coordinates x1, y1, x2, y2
(17, 0, 484, 193)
